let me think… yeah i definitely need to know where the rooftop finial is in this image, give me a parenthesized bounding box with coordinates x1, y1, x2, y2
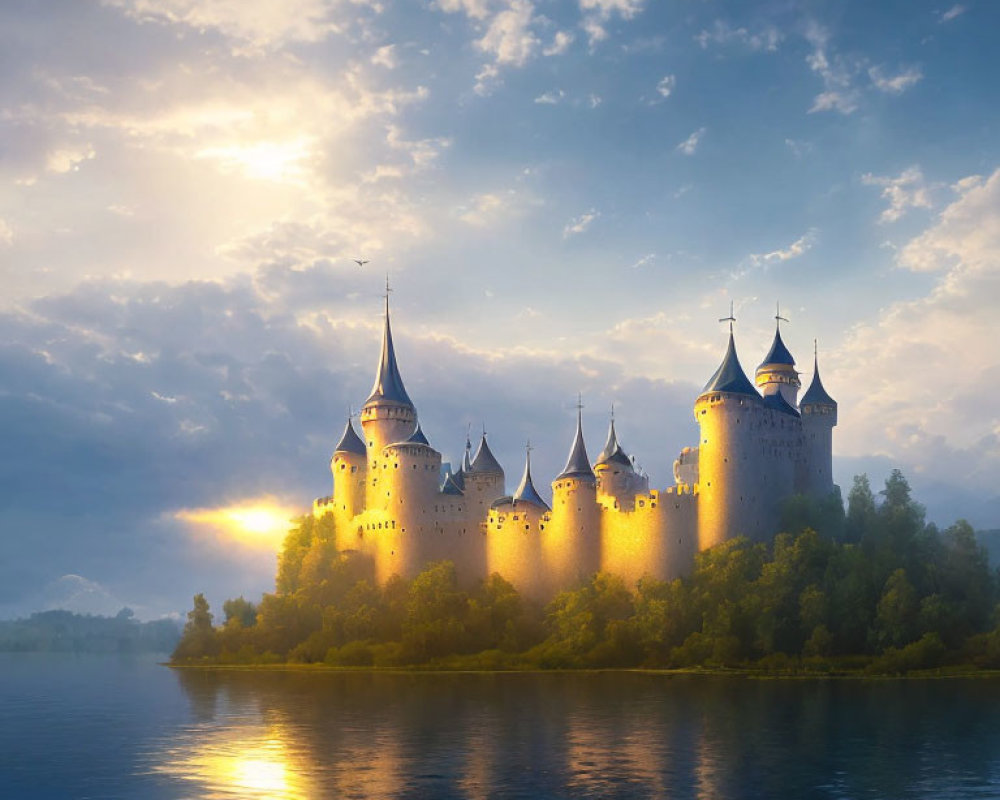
(775, 301, 789, 329)
(719, 301, 736, 334)
(814, 338, 818, 361)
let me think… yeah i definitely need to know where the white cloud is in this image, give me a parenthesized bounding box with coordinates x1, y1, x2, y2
(862, 166, 934, 224)
(869, 65, 922, 94)
(656, 74, 676, 99)
(579, 0, 643, 48)
(581, 17, 608, 46)
(458, 190, 523, 226)
(588, 94, 602, 109)
(543, 30, 574, 56)
(371, 44, 398, 69)
(46, 144, 96, 173)
(476, 0, 539, 66)
(694, 19, 782, 51)
(0, 219, 13, 247)
(805, 24, 860, 115)
(629, 253, 655, 269)
(784, 138, 813, 158)
(939, 4, 966, 22)
(473, 63, 501, 96)
(834, 168, 1000, 492)
(434, 0, 490, 20)
(105, 0, 344, 51)
(563, 208, 599, 238)
(675, 127, 706, 156)
(534, 90, 565, 105)
(748, 229, 816, 267)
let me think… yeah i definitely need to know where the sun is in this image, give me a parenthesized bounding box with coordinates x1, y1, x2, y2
(175, 498, 299, 549)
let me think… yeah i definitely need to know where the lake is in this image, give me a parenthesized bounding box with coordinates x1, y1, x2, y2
(2, 654, 1000, 799)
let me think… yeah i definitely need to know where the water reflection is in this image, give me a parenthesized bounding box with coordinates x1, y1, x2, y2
(149, 670, 1000, 800)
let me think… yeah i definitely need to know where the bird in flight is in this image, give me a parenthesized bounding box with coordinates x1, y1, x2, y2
(354, 258, 369, 268)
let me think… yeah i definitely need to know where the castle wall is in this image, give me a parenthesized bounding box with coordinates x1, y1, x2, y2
(599, 487, 698, 586)
(757, 411, 801, 538)
(543, 478, 601, 596)
(799, 405, 836, 497)
(486, 503, 545, 601)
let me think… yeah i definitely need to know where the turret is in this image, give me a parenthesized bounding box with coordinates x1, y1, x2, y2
(463, 432, 506, 515)
(547, 404, 600, 591)
(798, 343, 838, 496)
(360, 292, 418, 508)
(331, 416, 367, 527)
(695, 326, 765, 549)
(593, 415, 646, 509)
(755, 314, 801, 407)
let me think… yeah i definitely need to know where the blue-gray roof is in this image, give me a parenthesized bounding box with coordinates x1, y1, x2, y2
(801, 356, 837, 407)
(470, 434, 504, 475)
(334, 418, 366, 456)
(364, 298, 414, 408)
(512, 453, 550, 511)
(406, 424, 429, 445)
(702, 333, 760, 397)
(764, 391, 801, 417)
(595, 419, 633, 470)
(461, 436, 473, 473)
(759, 325, 795, 368)
(440, 470, 464, 495)
(557, 409, 595, 480)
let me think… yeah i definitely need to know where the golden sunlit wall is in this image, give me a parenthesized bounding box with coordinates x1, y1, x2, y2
(599, 488, 698, 586)
(361, 402, 417, 512)
(486, 503, 545, 601)
(543, 477, 600, 597)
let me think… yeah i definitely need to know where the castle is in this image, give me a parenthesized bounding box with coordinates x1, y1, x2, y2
(313, 296, 838, 600)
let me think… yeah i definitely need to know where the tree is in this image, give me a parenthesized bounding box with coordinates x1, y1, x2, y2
(845, 474, 876, 543)
(172, 593, 219, 661)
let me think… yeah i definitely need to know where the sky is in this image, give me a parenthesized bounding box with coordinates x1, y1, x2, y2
(1, 0, 998, 619)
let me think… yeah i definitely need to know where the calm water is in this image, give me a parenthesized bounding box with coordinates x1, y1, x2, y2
(2, 654, 1000, 799)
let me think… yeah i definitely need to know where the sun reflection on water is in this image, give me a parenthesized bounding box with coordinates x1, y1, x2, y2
(152, 722, 311, 799)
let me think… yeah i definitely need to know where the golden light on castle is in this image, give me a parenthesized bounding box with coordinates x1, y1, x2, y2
(176, 498, 297, 550)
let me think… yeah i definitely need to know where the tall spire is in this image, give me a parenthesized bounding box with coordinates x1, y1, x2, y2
(334, 416, 366, 456)
(801, 340, 837, 407)
(702, 309, 758, 397)
(595, 412, 633, 469)
(364, 281, 413, 408)
(557, 396, 594, 480)
(470, 431, 504, 474)
(513, 442, 549, 510)
(759, 302, 795, 368)
(462, 427, 473, 473)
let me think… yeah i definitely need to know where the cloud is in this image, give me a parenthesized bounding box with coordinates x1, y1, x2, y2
(0, 219, 13, 247)
(588, 94, 602, 108)
(675, 127, 706, 156)
(579, 0, 644, 48)
(862, 166, 934, 223)
(939, 4, 966, 22)
(543, 30, 574, 56)
(476, 0, 539, 67)
(655, 74, 676, 99)
(694, 20, 782, 52)
(563, 208, 600, 238)
(748, 229, 817, 267)
(434, 0, 490, 20)
(805, 24, 860, 114)
(457, 190, 525, 226)
(869, 65, 922, 94)
(534, 89, 565, 105)
(784, 138, 813, 158)
(46, 144, 96, 174)
(833, 167, 1000, 498)
(104, 0, 347, 52)
(629, 253, 655, 269)
(371, 44, 398, 69)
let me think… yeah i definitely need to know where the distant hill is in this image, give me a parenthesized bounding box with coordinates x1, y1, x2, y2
(977, 530, 1000, 568)
(0, 609, 181, 654)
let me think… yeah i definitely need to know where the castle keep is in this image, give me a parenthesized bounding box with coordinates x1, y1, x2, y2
(314, 297, 838, 600)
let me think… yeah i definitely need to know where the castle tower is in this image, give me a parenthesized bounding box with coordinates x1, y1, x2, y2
(487, 448, 549, 599)
(330, 417, 367, 534)
(695, 322, 764, 549)
(594, 415, 646, 510)
(463, 432, 506, 516)
(755, 307, 801, 406)
(798, 343, 838, 497)
(360, 292, 417, 510)
(546, 403, 600, 593)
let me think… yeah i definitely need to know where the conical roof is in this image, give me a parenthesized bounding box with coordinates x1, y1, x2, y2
(334, 418, 366, 456)
(513, 450, 549, 510)
(702, 332, 759, 397)
(801, 354, 837, 407)
(759, 325, 795, 368)
(364, 296, 413, 408)
(764, 391, 800, 417)
(557, 407, 595, 480)
(440, 469, 464, 496)
(470, 434, 503, 474)
(594, 419, 633, 470)
(406, 423, 429, 445)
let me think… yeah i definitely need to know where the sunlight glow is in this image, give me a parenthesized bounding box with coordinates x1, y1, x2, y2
(196, 138, 313, 184)
(176, 498, 298, 549)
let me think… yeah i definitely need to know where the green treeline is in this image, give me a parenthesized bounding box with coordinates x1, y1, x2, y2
(0, 608, 180, 653)
(173, 471, 1000, 674)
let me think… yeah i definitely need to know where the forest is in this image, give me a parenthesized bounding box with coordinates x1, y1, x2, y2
(172, 471, 1000, 674)
(0, 608, 180, 653)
